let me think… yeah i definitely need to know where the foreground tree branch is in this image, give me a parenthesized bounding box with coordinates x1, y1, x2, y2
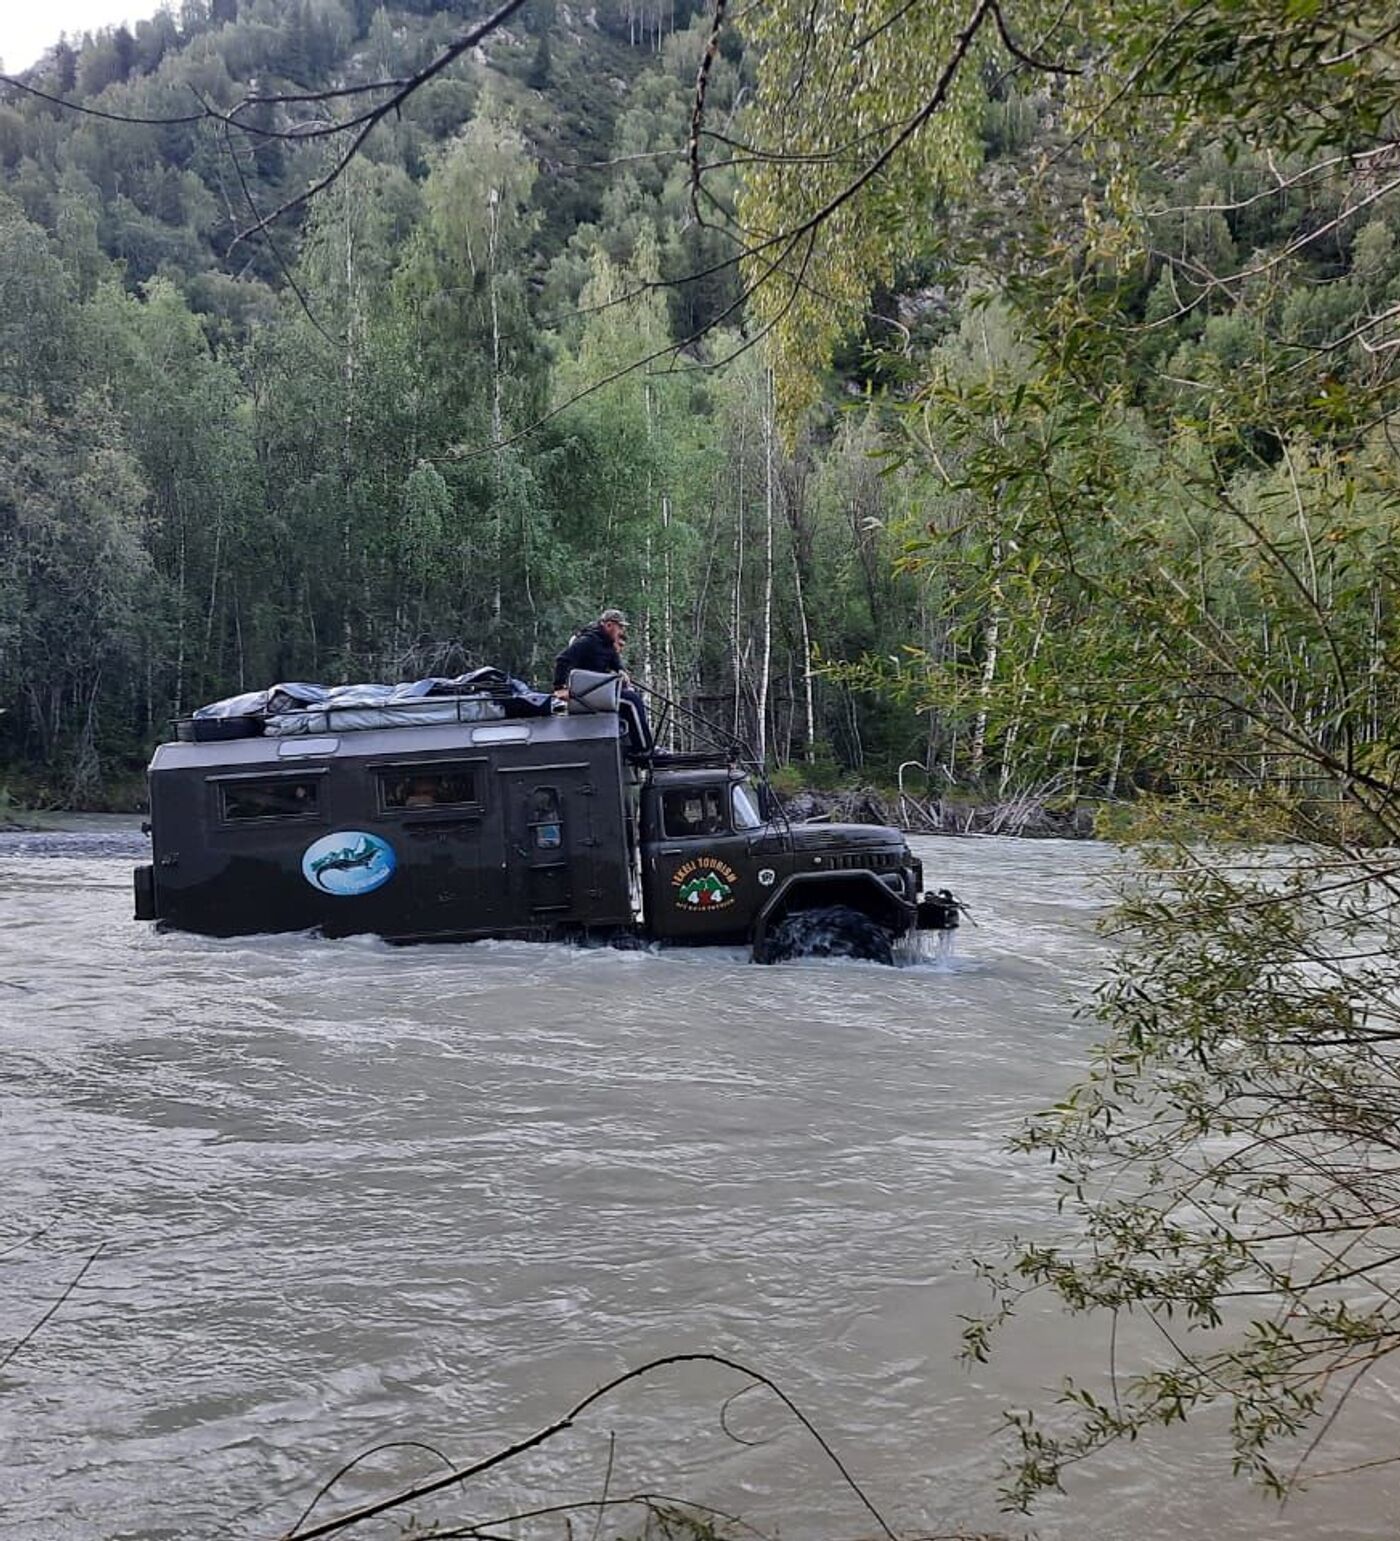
(278, 1352, 898, 1541)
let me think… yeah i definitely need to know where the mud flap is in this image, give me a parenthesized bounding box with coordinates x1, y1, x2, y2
(133, 864, 157, 921)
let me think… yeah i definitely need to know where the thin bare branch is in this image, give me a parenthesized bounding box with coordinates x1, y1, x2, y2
(0, 1243, 103, 1372)
(218, 114, 338, 349)
(988, 0, 1082, 74)
(689, 0, 729, 228)
(0, 72, 205, 124)
(287, 1439, 463, 1538)
(279, 1351, 897, 1541)
(226, 0, 532, 248)
(451, 228, 807, 458)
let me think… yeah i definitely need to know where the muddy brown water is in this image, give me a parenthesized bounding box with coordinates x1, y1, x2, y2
(1, 824, 1396, 1540)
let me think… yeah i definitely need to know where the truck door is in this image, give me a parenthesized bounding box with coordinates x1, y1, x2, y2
(501, 763, 630, 930)
(642, 781, 764, 942)
(500, 767, 590, 923)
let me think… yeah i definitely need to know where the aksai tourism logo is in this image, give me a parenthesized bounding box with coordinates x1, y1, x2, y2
(301, 830, 397, 896)
(672, 855, 738, 911)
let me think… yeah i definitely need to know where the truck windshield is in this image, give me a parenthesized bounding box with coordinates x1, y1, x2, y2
(731, 783, 762, 830)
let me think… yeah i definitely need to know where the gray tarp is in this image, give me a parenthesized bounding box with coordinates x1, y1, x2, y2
(192, 670, 554, 734)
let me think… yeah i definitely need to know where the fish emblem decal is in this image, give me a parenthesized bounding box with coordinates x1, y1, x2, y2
(302, 831, 397, 896)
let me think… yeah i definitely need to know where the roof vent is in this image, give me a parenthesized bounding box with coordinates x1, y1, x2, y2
(471, 724, 531, 745)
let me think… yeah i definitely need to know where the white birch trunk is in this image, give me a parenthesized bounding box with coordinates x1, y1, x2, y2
(756, 364, 776, 765)
(661, 490, 676, 743)
(785, 483, 819, 761)
(204, 516, 223, 670)
(487, 186, 504, 628)
(731, 417, 746, 737)
(970, 536, 1002, 782)
(174, 513, 186, 718)
(789, 506, 816, 762)
(642, 529, 654, 697)
(341, 179, 357, 669)
(998, 597, 1048, 797)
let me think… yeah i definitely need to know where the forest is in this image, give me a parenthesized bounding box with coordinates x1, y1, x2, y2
(3, 0, 1395, 817)
(1, 0, 923, 805)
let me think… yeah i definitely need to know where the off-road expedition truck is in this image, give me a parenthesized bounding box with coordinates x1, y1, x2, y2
(133, 670, 959, 962)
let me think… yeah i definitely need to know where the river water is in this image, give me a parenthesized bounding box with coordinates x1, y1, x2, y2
(1, 826, 1397, 1540)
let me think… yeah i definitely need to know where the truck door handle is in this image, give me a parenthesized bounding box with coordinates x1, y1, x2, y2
(659, 847, 682, 856)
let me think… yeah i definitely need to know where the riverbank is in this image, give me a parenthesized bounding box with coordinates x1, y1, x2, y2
(0, 812, 148, 858)
(780, 785, 1098, 838)
(0, 788, 1097, 839)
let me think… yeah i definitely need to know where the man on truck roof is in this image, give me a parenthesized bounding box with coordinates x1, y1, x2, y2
(552, 607, 653, 754)
(552, 608, 629, 685)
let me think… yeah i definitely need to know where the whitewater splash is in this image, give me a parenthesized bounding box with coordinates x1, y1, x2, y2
(894, 925, 957, 967)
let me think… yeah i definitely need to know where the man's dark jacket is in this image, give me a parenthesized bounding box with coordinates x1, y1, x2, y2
(552, 624, 622, 690)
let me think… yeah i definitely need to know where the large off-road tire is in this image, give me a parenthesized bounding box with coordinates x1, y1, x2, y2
(753, 904, 896, 966)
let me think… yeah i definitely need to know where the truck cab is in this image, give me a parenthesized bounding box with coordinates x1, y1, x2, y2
(636, 758, 955, 962)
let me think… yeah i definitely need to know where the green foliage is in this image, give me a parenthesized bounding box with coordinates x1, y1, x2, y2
(737, 0, 1400, 1512)
(1, 4, 948, 791)
(969, 825, 1400, 1505)
(738, 0, 991, 420)
(0, 390, 153, 796)
(12, 0, 1397, 824)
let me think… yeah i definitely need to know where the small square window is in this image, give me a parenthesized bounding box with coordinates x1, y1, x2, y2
(380, 765, 481, 811)
(219, 778, 320, 821)
(528, 786, 563, 848)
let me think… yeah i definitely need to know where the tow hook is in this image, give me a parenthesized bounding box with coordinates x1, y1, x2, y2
(917, 887, 969, 930)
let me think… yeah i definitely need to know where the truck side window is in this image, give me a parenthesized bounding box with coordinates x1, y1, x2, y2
(663, 787, 728, 838)
(219, 778, 320, 821)
(529, 787, 563, 849)
(381, 765, 481, 810)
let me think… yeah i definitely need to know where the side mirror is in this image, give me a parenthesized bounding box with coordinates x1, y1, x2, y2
(756, 781, 777, 821)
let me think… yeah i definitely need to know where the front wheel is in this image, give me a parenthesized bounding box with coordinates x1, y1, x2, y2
(753, 904, 895, 966)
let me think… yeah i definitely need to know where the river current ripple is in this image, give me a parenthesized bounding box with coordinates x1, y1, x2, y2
(1, 827, 1397, 1540)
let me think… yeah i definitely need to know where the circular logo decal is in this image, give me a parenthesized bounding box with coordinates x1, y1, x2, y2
(302, 830, 397, 896)
(758, 867, 776, 887)
(672, 855, 739, 912)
